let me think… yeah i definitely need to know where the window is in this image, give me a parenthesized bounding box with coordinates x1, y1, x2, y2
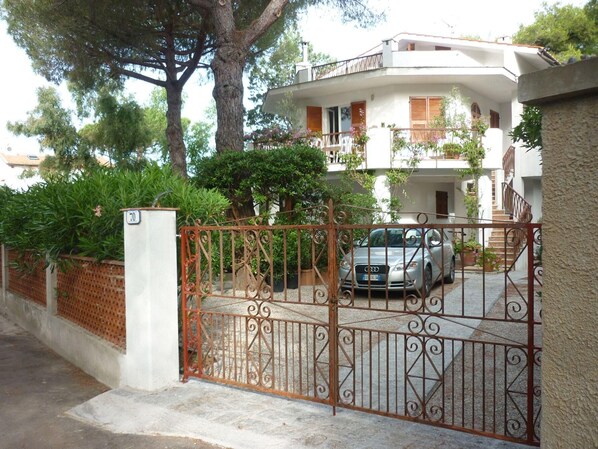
(435, 46, 451, 51)
(407, 43, 415, 51)
(490, 110, 500, 128)
(362, 229, 422, 248)
(410, 97, 442, 142)
(307, 102, 366, 143)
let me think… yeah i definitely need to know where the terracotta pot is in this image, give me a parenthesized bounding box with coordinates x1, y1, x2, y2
(444, 152, 460, 159)
(300, 268, 329, 286)
(483, 262, 496, 272)
(462, 250, 477, 266)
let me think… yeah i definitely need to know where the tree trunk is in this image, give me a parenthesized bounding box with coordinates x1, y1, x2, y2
(206, 0, 289, 219)
(211, 43, 246, 153)
(165, 82, 188, 177)
(210, 11, 255, 218)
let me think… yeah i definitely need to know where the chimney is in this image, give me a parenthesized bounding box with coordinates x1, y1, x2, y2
(295, 40, 312, 83)
(301, 41, 309, 63)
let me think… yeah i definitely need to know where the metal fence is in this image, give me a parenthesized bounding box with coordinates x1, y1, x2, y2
(181, 205, 542, 445)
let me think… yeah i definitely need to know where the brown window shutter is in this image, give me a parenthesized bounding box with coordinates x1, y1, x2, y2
(410, 97, 428, 142)
(428, 97, 443, 121)
(407, 43, 415, 51)
(411, 97, 443, 142)
(490, 110, 500, 128)
(306, 106, 322, 132)
(436, 191, 449, 218)
(410, 97, 427, 123)
(351, 101, 366, 130)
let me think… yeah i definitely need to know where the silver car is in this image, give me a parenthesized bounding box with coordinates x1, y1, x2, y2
(339, 228, 455, 297)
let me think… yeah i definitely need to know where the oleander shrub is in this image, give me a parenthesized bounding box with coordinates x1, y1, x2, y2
(0, 164, 229, 262)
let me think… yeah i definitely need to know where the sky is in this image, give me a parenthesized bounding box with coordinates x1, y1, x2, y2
(0, 0, 589, 155)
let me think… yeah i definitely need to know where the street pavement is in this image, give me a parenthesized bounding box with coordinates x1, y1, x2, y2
(0, 312, 529, 449)
(0, 313, 217, 449)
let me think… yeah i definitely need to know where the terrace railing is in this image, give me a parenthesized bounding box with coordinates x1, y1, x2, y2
(391, 128, 466, 160)
(311, 53, 383, 80)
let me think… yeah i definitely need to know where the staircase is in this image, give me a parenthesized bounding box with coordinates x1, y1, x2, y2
(487, 202, 517, 269)
(486, 170, 522, 269)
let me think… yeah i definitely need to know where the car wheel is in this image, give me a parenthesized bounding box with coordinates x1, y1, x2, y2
(444, 258, 455, 284)
(417, 265, 433, 298)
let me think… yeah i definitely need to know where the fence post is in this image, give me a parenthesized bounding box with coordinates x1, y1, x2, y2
(0, 244, 6, 309)
(123, 208, 179, 390)
(46, 254, 58, 315)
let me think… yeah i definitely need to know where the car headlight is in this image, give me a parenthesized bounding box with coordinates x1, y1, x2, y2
(340, 259, 351, 270)
(391, 261, 418, 272)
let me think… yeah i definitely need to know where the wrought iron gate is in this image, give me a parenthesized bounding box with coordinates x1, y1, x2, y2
(181, 206, 542, 445)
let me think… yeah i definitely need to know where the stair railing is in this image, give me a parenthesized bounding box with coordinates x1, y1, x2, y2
(502, 182, 533, 223)
(502, 145, 515, 182)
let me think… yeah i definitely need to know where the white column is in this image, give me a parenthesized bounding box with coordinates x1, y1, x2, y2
(374, 173, 391, 222)
(123, 208, 179, 390)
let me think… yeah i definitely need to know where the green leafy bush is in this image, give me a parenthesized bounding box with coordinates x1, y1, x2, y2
(194, 143, 328, 214)
(0, 164, 229, 261)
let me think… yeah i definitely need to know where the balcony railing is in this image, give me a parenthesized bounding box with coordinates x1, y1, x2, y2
(250, 131, 364, 166)
(311, 53, 383, 80)
(248, 127, 501, 172)
(391, 128, 468, 161)
(502, 182, 533, 223)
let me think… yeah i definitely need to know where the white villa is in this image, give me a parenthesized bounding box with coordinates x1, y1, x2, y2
(263, 32, 552, 226)
(0, 152, 46, 190)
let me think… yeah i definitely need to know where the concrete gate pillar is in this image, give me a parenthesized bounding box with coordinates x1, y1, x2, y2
(519, 58, 598, 448)
(122, 208, 179, 390)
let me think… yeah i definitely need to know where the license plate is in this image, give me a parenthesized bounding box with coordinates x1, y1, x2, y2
(361, 274, 381, 281)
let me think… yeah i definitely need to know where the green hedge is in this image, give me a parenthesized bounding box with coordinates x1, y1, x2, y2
(0, 164, 229, 261)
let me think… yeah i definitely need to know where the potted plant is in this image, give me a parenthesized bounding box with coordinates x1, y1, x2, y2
(442, 142, 462, 159)
(454, 238, 481, 266)
(477, 247, 502, 272)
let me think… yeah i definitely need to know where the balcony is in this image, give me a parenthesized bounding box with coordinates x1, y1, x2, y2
(248, 127, 503, 173)
(311, 53, 383, 81)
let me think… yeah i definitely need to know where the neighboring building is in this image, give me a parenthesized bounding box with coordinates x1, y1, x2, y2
(263, 32, 554, 228)
(0, 152, 46, 190)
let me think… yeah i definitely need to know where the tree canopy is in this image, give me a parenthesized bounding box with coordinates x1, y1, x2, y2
(247, 24, 333, 130)
(511, 1, 597, 157)
(7, 85, 213, 176)
(513, 1, 598, 62)
(6, 87, 95, 173)
(187, 0, 382, 154)
(1, 0, 213, 176)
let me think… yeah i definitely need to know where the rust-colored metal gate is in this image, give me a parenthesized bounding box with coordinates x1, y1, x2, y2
(181, 208, 542, 445)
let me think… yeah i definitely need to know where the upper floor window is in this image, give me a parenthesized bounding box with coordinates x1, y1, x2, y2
(410, 96, 442, 142)
(306, 102, 366, 142)
(490, 110, 500, 128)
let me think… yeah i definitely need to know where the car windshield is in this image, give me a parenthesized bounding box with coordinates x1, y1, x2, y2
(360, 229, 422, 248)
